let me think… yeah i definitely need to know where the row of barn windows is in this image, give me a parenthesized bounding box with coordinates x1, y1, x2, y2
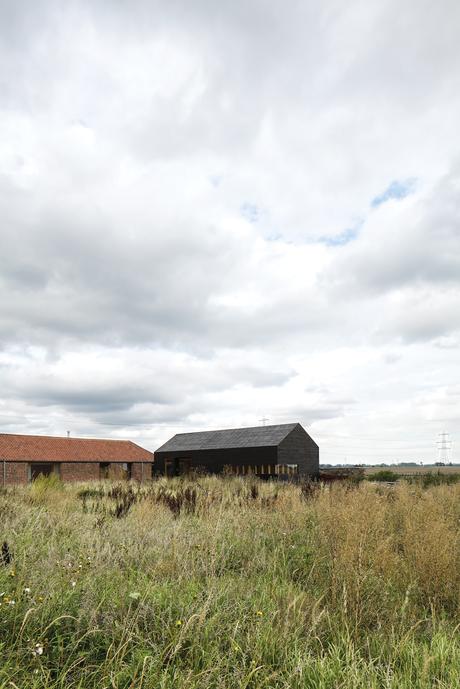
(165, 459, 299, 477)
(224, 464, 298, 476)
(27, 462, 299, 481)
(28, 462, 136, 481)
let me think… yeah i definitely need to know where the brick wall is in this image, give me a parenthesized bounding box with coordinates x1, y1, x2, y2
(60, 462, 100, 482)
(2, 461, 154, 485)
(131, 462, 147, 481)
(2, 461, 28, 485)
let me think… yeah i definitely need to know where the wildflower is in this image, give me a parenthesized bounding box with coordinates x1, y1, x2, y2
(176, 619, 182, 626)
(24, 587, 31, 595)
(32, 642, 44, 657)
(9, 569, 16, 577)
(37, 596, 44, 602)
(256, 610, 263, 617)
(129, 591, 141, 600)
(70, 581, 76, 588)
(8, 599, 16, 606)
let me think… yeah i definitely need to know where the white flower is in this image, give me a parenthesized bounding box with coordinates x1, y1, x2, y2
(32, 643, 44, 656)
(70, 581, 76, 588)
(24, 587, 31, 594)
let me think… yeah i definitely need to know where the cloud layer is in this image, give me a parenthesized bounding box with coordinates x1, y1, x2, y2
(1, 0, 459, 463)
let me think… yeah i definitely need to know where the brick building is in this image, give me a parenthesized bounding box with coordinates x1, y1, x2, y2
(0, 433, 154, 485)
(155, 423, 319, 478)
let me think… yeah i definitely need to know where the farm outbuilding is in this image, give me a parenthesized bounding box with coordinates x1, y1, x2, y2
(154, 422, 319, 478)
(0, 433, 154, 486)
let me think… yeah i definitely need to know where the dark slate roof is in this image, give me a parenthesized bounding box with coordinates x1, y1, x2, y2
(155, 423, 300, 452)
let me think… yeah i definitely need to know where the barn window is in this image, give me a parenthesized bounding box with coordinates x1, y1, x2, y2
(100, 462, 110, 479)
(29, 463, 60, 481)
(122, 463, 132, 480)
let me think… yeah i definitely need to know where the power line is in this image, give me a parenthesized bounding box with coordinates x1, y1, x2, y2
(437, 431, 452, 463)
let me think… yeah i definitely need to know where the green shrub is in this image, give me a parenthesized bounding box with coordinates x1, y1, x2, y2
(409, 471, 460, 488)
(29, 472, 64, 502)
(366, 469, 400, 482)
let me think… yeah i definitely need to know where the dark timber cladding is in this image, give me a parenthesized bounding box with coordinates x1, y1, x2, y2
(154, 423, 319, 477)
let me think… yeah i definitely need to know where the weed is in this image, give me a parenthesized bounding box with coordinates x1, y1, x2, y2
(0, 478, 458, 688)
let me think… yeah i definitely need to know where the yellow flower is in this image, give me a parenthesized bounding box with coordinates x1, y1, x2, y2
(256, 610, 263, 616)
(176, 619, 182, 626)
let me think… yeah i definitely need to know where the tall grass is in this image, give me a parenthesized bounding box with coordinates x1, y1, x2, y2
(0, 477, 459, 688)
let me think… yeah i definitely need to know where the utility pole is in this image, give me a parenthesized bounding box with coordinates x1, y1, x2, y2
(436, 432, 452, 464)
(259, 417, 269, 426)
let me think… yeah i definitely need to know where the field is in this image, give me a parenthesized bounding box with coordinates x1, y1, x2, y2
(1, 477, 459, 689)
(363, 465, 460, 476)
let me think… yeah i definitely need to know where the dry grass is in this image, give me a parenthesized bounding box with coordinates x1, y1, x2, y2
(0, 477, 459, 688)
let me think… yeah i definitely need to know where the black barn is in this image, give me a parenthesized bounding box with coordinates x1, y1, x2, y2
(154, 423, 319, 478)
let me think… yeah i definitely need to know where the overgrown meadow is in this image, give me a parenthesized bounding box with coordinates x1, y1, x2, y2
(1, 477, 459, 688)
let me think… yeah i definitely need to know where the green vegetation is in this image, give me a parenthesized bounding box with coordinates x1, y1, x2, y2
(365, 469, 400, 482)
(1, 477, 459, 688)
(407, 472, 460, 488)
(366, 469, 460, 487)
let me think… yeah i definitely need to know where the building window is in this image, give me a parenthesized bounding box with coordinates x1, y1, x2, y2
(100, 462, 110, 479)
(29, 463, 60, 481)
(122, 463, 132, 480)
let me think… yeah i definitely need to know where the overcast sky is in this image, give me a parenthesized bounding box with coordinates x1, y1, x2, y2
(1, 0, 459, 464)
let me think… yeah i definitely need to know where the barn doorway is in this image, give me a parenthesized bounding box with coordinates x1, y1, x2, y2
(164, 458, 192, 477)
(165, 459, 176, 477)
(178, 458, 191, 475)
(29, 463, 59, 481)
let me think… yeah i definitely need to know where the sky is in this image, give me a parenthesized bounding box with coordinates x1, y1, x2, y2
(0, 0, 459, 464)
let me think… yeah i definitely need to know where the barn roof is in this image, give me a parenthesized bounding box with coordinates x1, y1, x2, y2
(0, 433, 154, 463)
(155, 423, 300, 452)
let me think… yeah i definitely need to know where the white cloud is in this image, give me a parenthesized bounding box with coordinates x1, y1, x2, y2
(0, 0, 459, 463)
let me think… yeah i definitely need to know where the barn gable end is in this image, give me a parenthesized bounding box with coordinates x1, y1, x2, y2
(277, 423, 319, 476)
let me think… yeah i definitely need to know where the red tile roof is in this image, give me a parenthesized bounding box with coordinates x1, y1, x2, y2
(0, 434, 154, 463)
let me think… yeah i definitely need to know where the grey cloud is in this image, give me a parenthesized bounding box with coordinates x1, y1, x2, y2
(1, 0, 460, 457)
